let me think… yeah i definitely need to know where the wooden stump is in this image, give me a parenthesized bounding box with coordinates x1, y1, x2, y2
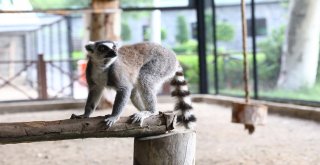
(232, 102, 268, 134)
(134, 130, 196, 165)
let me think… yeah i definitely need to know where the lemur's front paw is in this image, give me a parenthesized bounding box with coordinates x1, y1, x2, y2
(104, 115, 119, 128)
(70, 114, 87, 119)
(131, 111, 156, 126)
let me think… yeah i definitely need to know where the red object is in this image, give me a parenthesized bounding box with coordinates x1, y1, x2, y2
(78, 60, 88, 86)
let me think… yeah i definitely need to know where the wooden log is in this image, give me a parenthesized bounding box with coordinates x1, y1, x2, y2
(134, 130, 196, 165)
(232, 102, 268, 134)
(232, 102, 268, 125)
(0, 112, 175, 144)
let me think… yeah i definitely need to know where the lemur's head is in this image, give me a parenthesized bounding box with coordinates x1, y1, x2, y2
(85, 40, 118, 67)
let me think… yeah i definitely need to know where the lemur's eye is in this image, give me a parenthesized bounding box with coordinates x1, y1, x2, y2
(97, 45, 109, 52)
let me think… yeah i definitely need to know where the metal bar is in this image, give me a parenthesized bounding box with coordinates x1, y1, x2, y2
(196, 0, 208, 94)
(251, 0, 258, 99)
(188, 0, 195, 7)
(49, 25, 54, 91)
(66, 16, 74, 98)
(41, 26, 46, 55)
(35, 30, 39, 57)
(211, 0, 219, 94)
(22, 34, 27, 64)
(58, 20, 64, 90)
(33, 31, 38, 58)
(37, 54, 48, 99)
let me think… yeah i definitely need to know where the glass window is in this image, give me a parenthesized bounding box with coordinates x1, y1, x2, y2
(247, 18, 267, 36)
(121, 9, 199, 93)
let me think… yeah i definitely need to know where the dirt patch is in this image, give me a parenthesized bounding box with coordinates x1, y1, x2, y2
(0, 103, 319, 165)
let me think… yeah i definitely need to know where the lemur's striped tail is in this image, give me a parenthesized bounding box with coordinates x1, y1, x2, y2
(170, 66, 196, 129)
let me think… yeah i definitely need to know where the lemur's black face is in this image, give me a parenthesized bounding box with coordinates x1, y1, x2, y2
(85, 41, 117, 60)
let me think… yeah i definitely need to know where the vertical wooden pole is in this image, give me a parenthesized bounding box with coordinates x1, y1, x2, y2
(134, 131, 196, 165)
(37, 54, 48, 99)
(86, 0, 120, 41)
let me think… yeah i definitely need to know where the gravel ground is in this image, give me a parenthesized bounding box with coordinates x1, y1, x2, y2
(0, 102, 320, 165)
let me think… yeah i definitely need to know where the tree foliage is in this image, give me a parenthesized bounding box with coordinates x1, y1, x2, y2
(205, 14, 235, 43)
(120, 0, 152, 7)
(258, 26, 285, 87)
(121, 22, 131, 41)
(175, 15, 189, 44)
(143, 28, 168, 41)
(29, 0, 89, 9)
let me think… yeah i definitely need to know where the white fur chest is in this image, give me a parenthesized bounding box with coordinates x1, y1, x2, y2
(91, 67, 108, 86)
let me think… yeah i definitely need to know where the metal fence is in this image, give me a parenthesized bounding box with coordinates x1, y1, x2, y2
(0, 14, 88, 102)
(0, 54, 86, 102)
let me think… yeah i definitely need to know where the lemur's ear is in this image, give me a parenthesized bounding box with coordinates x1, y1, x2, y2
(112, 42, 118, 51)
(85, 41, 94, 53)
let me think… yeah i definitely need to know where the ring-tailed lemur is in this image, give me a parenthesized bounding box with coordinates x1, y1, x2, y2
(70, 41, 196, 129)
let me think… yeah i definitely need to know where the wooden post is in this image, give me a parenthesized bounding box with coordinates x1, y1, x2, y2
(85, 0, 120, 41)
(134, 131, 196, 165)
(37, 54, 48, 99)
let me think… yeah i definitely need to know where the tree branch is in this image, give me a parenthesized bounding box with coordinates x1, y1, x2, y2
(0, 112, 176, 144)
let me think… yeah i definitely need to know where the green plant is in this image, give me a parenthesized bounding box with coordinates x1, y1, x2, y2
(172, 40, 198, 55)
(143, 28, 168, 41)
(161, 29, 167, 41)
(30, 0, 89, 9)
(175, 16, 189, 44)
(205, 13, 235, 44)
(121, 22, 131, 41)
(257, 25, 285, 88)
(176, 55, 199, 92)
(72, 51, 84, 59)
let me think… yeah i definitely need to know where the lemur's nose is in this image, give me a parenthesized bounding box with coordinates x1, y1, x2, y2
(85, 44, 94, 52)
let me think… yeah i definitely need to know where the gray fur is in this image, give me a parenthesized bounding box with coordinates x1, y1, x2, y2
(71, 41, 194, 129)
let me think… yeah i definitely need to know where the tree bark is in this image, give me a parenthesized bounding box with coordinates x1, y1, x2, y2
(277, 0, 320, 90)
(134, 130, 196, 165)
(0, 112, 175, 144)
(84, 0, 120, 42)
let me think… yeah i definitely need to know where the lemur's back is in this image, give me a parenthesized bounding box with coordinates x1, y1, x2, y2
(116, 42, 178, 82)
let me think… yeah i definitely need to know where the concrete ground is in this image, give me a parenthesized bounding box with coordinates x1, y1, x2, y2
(0, 103, 320, 165)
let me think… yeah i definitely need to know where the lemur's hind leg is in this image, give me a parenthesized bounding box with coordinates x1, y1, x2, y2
(131, 78, 160, 126)
(130, 87, 145, 111)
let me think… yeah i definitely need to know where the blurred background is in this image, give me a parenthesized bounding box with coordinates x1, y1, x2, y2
(1, 1, 320, 165)
(0, 0, 319, 106)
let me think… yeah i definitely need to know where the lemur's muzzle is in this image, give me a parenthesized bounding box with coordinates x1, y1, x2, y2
(105, 51, 117, 58)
